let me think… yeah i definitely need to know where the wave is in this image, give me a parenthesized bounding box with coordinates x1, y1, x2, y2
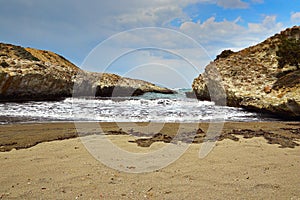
(0, 94, 277, 124)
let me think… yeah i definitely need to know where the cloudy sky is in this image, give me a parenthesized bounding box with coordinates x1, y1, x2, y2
(1, 0, 299, 88)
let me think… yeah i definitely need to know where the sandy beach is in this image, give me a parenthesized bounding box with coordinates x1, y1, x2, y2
(0, 122, 299, 199)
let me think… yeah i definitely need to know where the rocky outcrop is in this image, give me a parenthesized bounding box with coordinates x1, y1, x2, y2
(192, 26, 300, 118)
(73, 71, 174, 97)
(0, 43, 173, 101)
(0, 43, 77, 101)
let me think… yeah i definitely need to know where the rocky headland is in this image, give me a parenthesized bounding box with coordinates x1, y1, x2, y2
(192, 26, 300, 119)
(0, 43, 173, 101)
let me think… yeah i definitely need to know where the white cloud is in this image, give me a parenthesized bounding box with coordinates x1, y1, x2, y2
(82, 27, 211, 88)
(179, 15, 283, 57)
(216, 0, 249, 9)
(180, 17, 245, 42)
(0, 0, 202, 64)
(101, 14, 284, 88)
(291, 12, 300, 23)
(0, 0, 255, 45)
(248, 16, 283, 33)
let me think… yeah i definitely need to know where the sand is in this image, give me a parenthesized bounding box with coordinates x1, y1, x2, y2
(0, 122, 299, 199)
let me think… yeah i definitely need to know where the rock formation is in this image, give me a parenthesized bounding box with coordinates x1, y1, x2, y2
(0, 43, 173, 101)
(73, 71, 174, 97)
(192, 26, 300, 118)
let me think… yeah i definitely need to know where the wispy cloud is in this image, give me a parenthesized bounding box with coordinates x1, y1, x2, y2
(180, 15, 283, 55)
(291, 12, 300, 23)
(216, 0, 249, 9)
(251, 0, 264, 4)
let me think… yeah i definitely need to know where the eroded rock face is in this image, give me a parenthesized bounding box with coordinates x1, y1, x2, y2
(192, 26, 300, 118)
(0, 43, 77, 101)
(72, 71, 174, 97)
(0, 43, 173, 101)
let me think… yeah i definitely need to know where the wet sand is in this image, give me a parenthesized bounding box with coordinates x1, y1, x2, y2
(0, 122, 299, 199)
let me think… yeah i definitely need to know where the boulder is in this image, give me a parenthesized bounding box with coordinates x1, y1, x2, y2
(192, 26, 300, 118)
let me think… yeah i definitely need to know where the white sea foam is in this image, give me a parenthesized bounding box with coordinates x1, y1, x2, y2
(0, 89, 277, 123)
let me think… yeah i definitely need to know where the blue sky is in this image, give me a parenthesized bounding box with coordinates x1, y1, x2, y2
(0, 0, 299, 88)
(183, 0, 298, 25)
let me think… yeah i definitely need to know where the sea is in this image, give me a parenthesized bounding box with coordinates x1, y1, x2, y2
(0, 89, 278, 124)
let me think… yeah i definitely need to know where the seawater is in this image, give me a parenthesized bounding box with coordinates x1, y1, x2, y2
(0, 89, 277, 124)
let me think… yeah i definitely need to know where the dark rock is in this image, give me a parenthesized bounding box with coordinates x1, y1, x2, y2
(214, 49, 235, 61)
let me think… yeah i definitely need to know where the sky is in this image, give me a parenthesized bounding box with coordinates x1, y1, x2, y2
(1, 0, 300, 88)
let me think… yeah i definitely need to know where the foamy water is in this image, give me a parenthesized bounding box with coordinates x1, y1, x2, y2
(0, 89, 277, 124)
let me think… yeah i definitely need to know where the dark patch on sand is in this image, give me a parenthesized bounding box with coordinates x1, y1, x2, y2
(0, 122, 299, 152)
(225, 129, 300, 148)
(130, 126, 300, 148)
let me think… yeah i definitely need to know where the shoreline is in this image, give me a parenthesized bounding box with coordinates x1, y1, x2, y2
(0, 121, 299, 152)
(0, 116, 284, 125)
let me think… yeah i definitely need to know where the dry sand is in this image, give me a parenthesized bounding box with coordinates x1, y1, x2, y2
(0, 122, 299, 199)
